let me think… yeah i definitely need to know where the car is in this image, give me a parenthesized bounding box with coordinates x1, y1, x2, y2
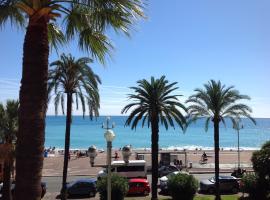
(0, 181, 46, 198)
(127, 178, 150, 196)
(66, 178, 97, 198)
(199, 176, 239, 194)
(158, 165, 179, 177)
(159, 171, 189, 194)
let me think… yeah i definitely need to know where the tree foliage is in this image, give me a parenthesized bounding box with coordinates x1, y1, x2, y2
(48, 53, 101, 118)
(0, 0, 145, 62)
(97, 174, 128, 200)
(186, 80, 256, 130)
(0, 100, 19, 143)
(167, 173, 198, 200)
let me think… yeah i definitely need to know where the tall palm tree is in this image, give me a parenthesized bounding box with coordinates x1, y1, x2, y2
(122, 76, 187, 200)
(48, 53, 101, 199)
(0, 100, 19, 200)
(1, 1, 144, 199)
(186, 80, 255, 200)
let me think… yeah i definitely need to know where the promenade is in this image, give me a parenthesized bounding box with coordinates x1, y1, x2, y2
(43, 149, 254, 177)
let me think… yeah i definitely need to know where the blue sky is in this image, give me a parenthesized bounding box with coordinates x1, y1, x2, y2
(0, 0, 270, 117)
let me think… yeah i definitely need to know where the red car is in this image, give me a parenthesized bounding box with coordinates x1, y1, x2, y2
(127, 178, 150, 196)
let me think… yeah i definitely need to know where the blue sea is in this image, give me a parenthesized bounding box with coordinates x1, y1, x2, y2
(45, 116, 270, 150)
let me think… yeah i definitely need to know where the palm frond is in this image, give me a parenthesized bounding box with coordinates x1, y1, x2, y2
(0, 0, 25, 29)
(48, 23, 66, 53)
(48, 53, 101, 119)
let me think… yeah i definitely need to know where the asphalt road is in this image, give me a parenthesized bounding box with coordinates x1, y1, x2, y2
(42, 173, 231, 200)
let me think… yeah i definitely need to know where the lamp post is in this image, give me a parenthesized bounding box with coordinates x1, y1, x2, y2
(103, 117, 115, 200)
(233, 120, 243, 170)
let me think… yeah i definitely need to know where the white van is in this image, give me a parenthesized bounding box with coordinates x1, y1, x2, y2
(97, 160, 147, 179)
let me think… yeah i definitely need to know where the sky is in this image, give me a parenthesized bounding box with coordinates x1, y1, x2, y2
(0, 0, 270, 117)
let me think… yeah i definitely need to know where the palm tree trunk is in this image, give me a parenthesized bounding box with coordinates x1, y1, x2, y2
(151, 114, 159, 200)
(15, 16, 49, 200)
(61, 93, 72, 200)
(214, 120, 221, 200)
(2, 157, 11, 200)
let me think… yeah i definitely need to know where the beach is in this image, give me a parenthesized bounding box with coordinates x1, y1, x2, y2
(42, 149, 254, 177)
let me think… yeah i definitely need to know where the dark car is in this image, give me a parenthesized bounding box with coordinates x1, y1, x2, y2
(127, 178, 150, 196)
(200, 176, 239, 194)
(66, 178, 96, 198)
(0, 181, 46, 198)
(158, 165, 179, 177)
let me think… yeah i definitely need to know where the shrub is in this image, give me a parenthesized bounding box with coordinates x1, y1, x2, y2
(241, 173, 258, 197)
(96, 174, 128, 200)
(242, 173, 269, 200)
(252, 148, 270, 178)
(167, 173, 198, 200)
(251, 141, 270, 199)
(261, 140, 270, 150)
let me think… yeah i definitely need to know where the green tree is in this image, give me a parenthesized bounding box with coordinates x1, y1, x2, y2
(122, 76, 187, 200)
(48, 54, 101, 199)
(261, 140, 270, 150)
(186, 80, 255, 200)
(97, 174, 129, 200)
(1, 1, 144, 199)
(0, 100, 19, 200)
(251, 141, 270, 197)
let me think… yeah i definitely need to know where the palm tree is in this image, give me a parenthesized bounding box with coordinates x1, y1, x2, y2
(0, 100, 19, 200)
(48, 53, 101, 199)
(186, 80, 255, 200)
(1, 1, 144, 199)
(122, 76, 187, 200)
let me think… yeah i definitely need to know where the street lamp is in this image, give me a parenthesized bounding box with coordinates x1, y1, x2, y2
(233, 120, 244, 170)
(103, 117, 115, 200)
(88, 145, 97, 167)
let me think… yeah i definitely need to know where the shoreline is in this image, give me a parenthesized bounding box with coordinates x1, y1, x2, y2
(45, 146, 260, 152)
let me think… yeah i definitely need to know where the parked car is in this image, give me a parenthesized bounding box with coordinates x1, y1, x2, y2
(158, 165, 179, 177)
(200, 176, 239, 194)
(159, 171, 189, 194)
(0, 181, 46, 198)
(127, 178, 150, 196)
(66, 178, 96, 198)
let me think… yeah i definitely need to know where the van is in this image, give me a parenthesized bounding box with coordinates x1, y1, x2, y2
(97, 160, 147, 179)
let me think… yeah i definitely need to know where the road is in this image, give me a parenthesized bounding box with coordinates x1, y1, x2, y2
(42, 173, 231, 200)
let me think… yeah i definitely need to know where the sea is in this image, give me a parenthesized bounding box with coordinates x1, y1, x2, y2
(45, 116, 270, 151)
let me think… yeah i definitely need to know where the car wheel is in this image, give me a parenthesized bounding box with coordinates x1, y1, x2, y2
(143, 190, 149, 196)
(232, 187, 238, 194)
(208, 187, 215, 194)
(89, 191, 95, 197)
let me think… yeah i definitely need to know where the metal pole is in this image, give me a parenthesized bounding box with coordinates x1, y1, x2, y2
(107, 141, 112, 200)
(238, 129, 240, 169)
